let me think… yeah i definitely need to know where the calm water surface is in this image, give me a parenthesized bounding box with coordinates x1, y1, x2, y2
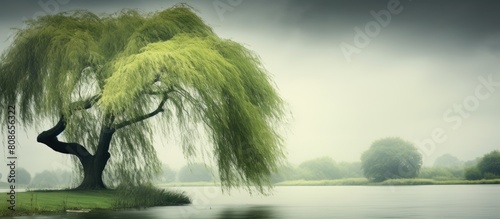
(6, 185, 500, 219)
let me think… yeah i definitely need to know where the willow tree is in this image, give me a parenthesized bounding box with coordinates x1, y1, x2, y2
(0, 5, 286, 191)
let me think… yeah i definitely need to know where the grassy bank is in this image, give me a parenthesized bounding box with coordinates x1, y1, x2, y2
(0, 185, 190, 217)
(275, 178, 500, 186)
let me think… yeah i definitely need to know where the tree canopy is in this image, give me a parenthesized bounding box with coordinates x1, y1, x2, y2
(464, 151, 500, 180)
(16, 167, 32, 185)
(0, 4, 286, 192)
(477, 150, 500, 179)
(361, 137, 422, 182)
(433, 154, 463, 168)
(298, 157, 341, 180)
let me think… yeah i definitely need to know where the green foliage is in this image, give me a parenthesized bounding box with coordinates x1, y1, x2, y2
(0, 190, 116, 216)
(464, 167, 483, 180)
(270, 164, 300, 183)
(418, 167, 464, 180)
(298, 157, 342, 180)
(477, 150, 500, 178)
(361, 137, 422, 182)
(57, 171, 74, 186)
(337, 161, 363, 178)
(433, 154, 463, 167)
(0, 5, 286, 193)
(464, 157, 481, 167)
(464, 151, 500, 180)
(156, 164, 176, 183)
(269, 159, 362, 183)
(30, 170, 75, 188)
(113, 184, 190, 208)
(178, 163, 213, 182)
(0, 188, 189, 216)
(31, 170, 59, 188)
(16, 168, 32, 185)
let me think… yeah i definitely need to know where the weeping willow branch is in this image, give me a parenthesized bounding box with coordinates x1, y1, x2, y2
(37, 94, 101, 163)
(69, 94, 101, 111)
(0, 5, 287, 192)
(114, 94, 169, 130)
(36, 115, 92, 159)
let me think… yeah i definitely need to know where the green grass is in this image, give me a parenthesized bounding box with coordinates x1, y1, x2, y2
(0, 185, 190, 217)
(113, 185, 191, 208)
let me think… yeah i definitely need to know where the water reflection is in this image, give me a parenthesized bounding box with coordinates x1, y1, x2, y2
(9, 186, 500, 219)
(12, 206, 276, 219)
(217, 206, 275, 219)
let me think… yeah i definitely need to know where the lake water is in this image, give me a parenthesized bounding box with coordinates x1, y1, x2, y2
(6, 185, 500, 219)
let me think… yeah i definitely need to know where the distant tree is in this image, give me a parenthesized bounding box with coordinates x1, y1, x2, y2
(0, 172, 2, 181)
(157, 164, 176, 183)
(17, 168, 32, 185)
(447, 167, 465, 179)
(477, 150, 500, 179)
(464, 157, 481, 167)
(270, 171, 285, 183)
(178, 163, 212, 182)
(419, 167, 454, 180)
(361, 137, 422, 182)
(31, 170, 59, 188)
(464, 167, 482, 180)
(298, 157, 341, 180)
(337, 162, 363, 178)
(434, 154, 463, 167)
(270, 164, 300, 183)
(56, 170, 73, 186)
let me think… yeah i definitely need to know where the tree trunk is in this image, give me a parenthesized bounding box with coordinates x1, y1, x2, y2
(77, 156, 107, 190)
(37, 115, 115, 190)
(76, 126, 114, 190)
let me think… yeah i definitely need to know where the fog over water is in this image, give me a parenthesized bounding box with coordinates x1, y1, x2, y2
(1, 0, 500, 176)
(3, 186, 500, 218)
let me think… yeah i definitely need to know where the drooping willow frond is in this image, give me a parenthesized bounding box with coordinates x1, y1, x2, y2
(0, 4, 287, 193)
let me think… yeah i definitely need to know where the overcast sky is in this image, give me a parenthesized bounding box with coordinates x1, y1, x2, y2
(1, 0, 500, 177)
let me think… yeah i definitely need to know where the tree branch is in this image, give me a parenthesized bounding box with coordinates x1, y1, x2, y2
(36, 95, 101, 160)
(37, 115, 92, 159)
(69, 94, 101, 112)
(114, 95, 169, 130)
(146, 85, 176, 96)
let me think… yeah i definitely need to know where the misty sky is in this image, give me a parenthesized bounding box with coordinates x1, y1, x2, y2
(1, 0, 500, 177)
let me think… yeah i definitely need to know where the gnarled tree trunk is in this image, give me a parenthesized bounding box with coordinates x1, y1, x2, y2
(37, 115, 115, 190)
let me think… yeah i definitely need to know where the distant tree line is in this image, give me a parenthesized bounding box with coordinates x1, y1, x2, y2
(155, 163, 214, 183)
(269, 137, 500, 183)
(18, 139, 500, 187)
(464, 151, 500, 180)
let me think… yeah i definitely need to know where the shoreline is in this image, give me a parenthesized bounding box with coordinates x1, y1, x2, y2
(1, 179, 499, 216)
(0, 186, 190, 217)
(156, 178, 500, 187)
